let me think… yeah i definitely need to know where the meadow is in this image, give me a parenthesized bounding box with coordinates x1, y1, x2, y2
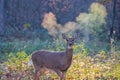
(0, 38, 120, 80)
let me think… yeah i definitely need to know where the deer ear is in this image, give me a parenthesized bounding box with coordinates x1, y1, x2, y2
(62, 34, 67, 39)
(73, 34, 78, 39)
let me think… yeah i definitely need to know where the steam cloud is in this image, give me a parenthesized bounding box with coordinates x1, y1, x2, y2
(41, 3, 107, 39)
(41, 12, 62, 37)
(42, 12, 79, 37)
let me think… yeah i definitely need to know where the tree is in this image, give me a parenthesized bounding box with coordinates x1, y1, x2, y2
(0, 0, 4, 36)
(76, 3, 107, 43)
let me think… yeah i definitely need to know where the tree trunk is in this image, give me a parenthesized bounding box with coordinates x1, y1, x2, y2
(0, 0, 4, 35)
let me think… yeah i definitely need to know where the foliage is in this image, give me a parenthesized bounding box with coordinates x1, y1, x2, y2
(1, 0, 120, 42)
(0, 36, 119, 61)
(77, 3, 107, 27)
(0, 51, 33, 80)
(0, 39, 120, 80)
(23, 23, 31, 29)
(6, 51, 29, 71)
(76, 3, 107, 43)
(90, 3, 107, 24)
(0, 39, 49, 56)
(0, 50, 120, 80)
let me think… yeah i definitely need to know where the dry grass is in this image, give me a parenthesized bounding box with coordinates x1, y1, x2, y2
(0, 52, 120, 80)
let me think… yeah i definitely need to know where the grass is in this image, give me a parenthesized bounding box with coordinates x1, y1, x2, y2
(0, 38, 120, 80)
(0, 51, 120, 80)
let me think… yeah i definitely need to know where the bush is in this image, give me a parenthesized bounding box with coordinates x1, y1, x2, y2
(1, 51, 120, 80)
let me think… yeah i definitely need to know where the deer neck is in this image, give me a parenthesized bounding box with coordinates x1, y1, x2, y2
(65, 45, 73, 61)
(66, 47, 73, 54)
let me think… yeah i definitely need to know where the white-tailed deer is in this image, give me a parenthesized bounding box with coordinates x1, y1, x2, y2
(28, 34, 77, 80)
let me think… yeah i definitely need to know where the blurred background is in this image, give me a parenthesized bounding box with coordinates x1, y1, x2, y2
(0, 0, 120, 79)
(0, 0, 120, 60)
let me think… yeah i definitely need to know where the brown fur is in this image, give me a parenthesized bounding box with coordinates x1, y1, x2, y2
(31, 34, 77, 80)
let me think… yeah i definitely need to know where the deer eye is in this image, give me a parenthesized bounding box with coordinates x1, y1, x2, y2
(66, 39, 69, 41)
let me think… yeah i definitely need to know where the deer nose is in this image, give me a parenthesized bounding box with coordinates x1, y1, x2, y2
(69, 43, 73, 46)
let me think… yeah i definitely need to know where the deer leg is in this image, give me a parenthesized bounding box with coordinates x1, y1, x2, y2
(34, 70, 39, 80)
(61, 71, 66, 80)
(55, 70, 62, 80)
(39, 68, 45, 75)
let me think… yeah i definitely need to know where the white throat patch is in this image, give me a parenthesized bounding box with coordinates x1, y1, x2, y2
(68, 46, 72, 49)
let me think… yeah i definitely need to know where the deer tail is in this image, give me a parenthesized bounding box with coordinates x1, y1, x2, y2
(28, 58, 33, 67)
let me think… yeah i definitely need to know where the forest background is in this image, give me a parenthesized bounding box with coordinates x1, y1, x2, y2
(0, 0, 120, 80)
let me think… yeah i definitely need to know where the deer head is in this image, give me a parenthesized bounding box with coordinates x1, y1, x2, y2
(62, 34, 77, 49)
